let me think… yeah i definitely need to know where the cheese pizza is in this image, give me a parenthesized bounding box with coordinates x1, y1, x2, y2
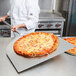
(64, 37, 76, 55)
(13, 32, 59, 57)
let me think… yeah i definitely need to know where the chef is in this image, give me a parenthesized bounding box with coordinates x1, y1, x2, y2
(0, 0, 40, 37)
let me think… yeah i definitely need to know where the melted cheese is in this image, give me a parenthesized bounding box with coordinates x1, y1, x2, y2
(18, 32, 54, 53)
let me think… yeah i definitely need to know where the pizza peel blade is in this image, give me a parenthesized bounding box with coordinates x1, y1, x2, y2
(6, 36, 75, 73)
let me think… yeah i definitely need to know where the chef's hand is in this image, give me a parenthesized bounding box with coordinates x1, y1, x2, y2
(0, 17, 6, 22)
(11, 23, 26, 32)
(0, 14, 8, 22)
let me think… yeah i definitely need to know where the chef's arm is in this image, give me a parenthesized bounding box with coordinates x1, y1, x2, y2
(11, 17, 39, 32)
(0, 14, 8, 22)
(0, 10, 10, 22)
(11, 23, 26, 32)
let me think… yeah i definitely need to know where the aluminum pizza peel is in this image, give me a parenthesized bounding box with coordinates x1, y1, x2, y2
(6, 36, 75, 73)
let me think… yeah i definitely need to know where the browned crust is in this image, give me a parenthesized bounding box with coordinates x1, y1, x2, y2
(66, 47, 76, 55)
(64, 37, 76, 55)
(13, 32, 59, 57)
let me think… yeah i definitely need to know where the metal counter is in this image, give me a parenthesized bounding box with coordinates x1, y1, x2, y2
(0, 38, 76, 76)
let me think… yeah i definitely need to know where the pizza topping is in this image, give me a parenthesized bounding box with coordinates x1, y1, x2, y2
(14, 32, 59, 57)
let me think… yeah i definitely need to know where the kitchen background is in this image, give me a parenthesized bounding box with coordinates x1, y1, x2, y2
(0, 0, 76, 37)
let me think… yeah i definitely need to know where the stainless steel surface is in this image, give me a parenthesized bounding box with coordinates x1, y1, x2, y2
(6, 36, 74, 73)
(0, 25, 10, 37)
(39, 12, 65, 21)
(0, 25, 10, 29)
(68, 0, 76, 36)
(39, 0, 62, 13)
(0, 0, 10, 16)
(63, 0, 76, 36)
(0, 38, 76, 76)
(39, 0, 54, 12)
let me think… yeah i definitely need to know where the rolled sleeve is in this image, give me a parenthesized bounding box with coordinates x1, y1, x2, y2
(24, 0, 40, 30)
(25, 19, 36, 30)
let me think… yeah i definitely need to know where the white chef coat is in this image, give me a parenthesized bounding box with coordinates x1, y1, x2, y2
(7, 0, 40, 37)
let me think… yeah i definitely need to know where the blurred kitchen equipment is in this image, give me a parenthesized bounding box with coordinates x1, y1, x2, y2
(0, 25, 10, 37)
(65, 0, 76, 36)
(35, 0, 65, 37)
(0, 0, 65, 37)
(3, 20, 20, 35)
(0, 18, 11, 37)
(36, 12, 65, 37)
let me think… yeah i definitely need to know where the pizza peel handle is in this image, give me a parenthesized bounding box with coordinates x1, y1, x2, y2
(3, 20, 21, 35)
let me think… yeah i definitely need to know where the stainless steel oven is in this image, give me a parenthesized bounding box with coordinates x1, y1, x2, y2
(0, 25, 11, 37)
(0, 18, 11, 37)
(35, 12, 65, 37)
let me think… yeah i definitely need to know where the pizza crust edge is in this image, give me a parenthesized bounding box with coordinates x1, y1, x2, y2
(13, 32, 59, 57)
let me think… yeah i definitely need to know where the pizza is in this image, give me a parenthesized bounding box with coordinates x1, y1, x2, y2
(64, 37, 76, 55)
(13, 32, 59, 57)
